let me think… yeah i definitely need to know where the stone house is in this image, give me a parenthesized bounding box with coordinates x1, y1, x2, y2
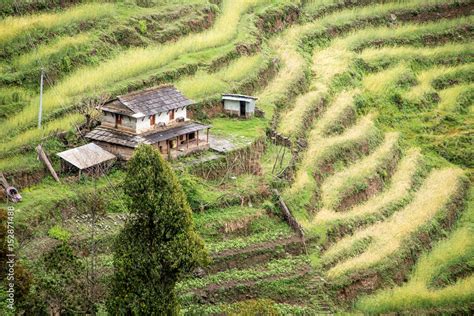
(86, 85, 210, 160)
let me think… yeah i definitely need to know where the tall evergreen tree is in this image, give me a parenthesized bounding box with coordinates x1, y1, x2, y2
(107, 145, 209, 315)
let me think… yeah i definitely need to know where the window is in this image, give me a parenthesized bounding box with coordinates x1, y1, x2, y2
(115, 114, 122, 128)
(169, 109, 175, 120)
(189, 132, 195, 140)
(150, 114, 155, 126)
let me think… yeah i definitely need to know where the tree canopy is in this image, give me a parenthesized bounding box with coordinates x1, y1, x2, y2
(107, 144, 209, 315)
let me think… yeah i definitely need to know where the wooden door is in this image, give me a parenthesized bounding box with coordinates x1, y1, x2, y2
(169, 109, 175, 121)
(240, 101, 246, 117)
(150, 114, 155, 126)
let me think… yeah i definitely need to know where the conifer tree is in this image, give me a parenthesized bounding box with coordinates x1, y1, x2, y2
(107, 145, 208, 315)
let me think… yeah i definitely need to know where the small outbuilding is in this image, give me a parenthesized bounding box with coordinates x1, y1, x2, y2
(57, 143, 116, 176)
(222, 94, 258, 118)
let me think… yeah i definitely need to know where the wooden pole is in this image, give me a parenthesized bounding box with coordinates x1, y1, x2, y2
(36, 144, 60, 182)
(197, 130, 199, 146)
(186, 133, 189, 149)
(207, 128, 209, 143)
(38, 68, 44, 129)
(0, 173, 9, 189)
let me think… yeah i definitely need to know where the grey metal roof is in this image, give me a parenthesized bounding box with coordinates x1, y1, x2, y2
(114, 85, 194, 116)
(57, 143, 116, 170)
(222, 94, 258, 101)
(85, 122, 210, 148)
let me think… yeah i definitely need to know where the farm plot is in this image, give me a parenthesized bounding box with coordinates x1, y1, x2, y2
(322, 168, 466, 278)
(356, 188, 474, 314)
(1, 0, 473, 314)
(269, 1, 473, 311)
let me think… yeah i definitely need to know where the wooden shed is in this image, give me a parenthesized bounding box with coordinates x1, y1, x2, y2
(222, 94, 258, 118)
(57, 143, 116, 176)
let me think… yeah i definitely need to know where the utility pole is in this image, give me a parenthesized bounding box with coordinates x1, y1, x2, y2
(38, 68, 44, 129)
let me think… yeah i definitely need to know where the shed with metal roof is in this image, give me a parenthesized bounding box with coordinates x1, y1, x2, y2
(222, 94, 257, 118)
(57, 143, 116, 176)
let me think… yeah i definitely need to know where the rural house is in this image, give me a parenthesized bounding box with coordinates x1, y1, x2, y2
(86, 85, 210, 160)
(222, 94, 257, 118)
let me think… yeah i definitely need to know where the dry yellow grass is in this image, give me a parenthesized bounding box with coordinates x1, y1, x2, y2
(175, 54, 263, 100)
(324, 167, 465, 278)
(14, 33, 92, 67)
(363, 63, 411, 94)
(0, 114, 83, 154)
(0, 0, 269, 137)
(404, 64, 474, 102)
(360, 43, 474, 67)
(257, 25, 308, 117)
(277, 38, 354, 135)
(311, 45, 353, 89)
(438, 83, 474, 112)
(278, 91, 323, 135)
(290, 113, 376, 196)
(0, 3, 114, 45)
(311, 90, 357, 136)
(320, 132, 399, 209)
(313, 148, 422, 224)
(357, 226, 474, 312)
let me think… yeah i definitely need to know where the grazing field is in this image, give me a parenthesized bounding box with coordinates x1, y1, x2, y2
(0, 0, 473, 314)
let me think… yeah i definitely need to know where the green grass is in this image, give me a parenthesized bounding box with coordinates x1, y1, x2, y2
(357, 187, 474, 313)
(207, 220, 293, 253)
(47, 225, 71, 241)
(210, 116, 267, 147)
(320, 132, 399, 210)
(0, 113, 82, 155)
(193, 206, 265, 241)
(177, 256, 308, 292)
(0, 170, 125, 231)
(286, 114, 380, 220)
(0, 2, 115, 47)
(0, 0, 271, 137)
(313, 148, 423, 226)
(176, 53, 265, 100)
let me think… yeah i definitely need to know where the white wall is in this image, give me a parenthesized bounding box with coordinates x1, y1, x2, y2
(101, 111, 137, 132)
(223, 100, 255, 115)
(136, 116, 150, 133)
(175, 107, 187, 121)
(224, 99, 240, 112)
(101, 106, 189, 134)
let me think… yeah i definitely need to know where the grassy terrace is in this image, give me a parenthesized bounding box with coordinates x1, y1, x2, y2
(0, 0, 281, 172)
(357, 188, 474, 313)
(0, 0, 268, 137)
(0, 2, 115, 48)
(322, 168, 466, 278)
(1, 0, 473, 313)
(320, 132, 400, 210)
(313, 148, 423, 226)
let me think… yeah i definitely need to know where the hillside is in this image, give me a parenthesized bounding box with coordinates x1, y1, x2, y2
(0, 0, 473, 314)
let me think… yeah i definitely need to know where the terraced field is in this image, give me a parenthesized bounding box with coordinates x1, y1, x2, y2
(1, 0, 473, 314)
